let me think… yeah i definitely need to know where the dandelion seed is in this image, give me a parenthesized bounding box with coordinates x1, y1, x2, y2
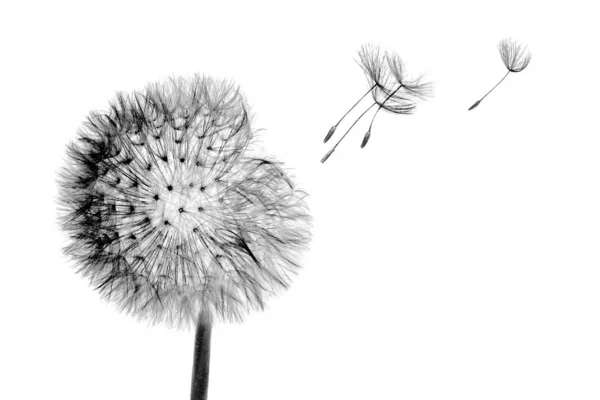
(58, 74, 312, 400)
(468, 38, 532, 111)
(321, 44, 432, 163)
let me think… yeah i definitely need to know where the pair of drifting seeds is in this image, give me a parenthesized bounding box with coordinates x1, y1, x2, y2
(321, 38, 533, 163)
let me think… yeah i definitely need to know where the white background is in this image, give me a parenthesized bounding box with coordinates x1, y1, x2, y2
(1, 1, 599, 399)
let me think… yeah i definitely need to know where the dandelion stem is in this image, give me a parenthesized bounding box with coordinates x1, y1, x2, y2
(468, 70, 511, 111)
(190, 316, 212, 400)
(325, 84, 376, 142)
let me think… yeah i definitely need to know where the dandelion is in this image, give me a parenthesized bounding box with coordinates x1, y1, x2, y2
(57, 74, 312, 400)
(321, 44, 431, 163)
(468, 38, 532, 111)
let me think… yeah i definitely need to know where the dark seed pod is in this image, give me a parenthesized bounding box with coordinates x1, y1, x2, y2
(324, 126, 336, 143)
(320, 148, 335, 164)
(360, 130, 371, 148)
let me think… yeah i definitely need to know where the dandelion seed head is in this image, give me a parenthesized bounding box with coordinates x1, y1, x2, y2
(498, 38, 532, 73)
(58, 75, 311, 329)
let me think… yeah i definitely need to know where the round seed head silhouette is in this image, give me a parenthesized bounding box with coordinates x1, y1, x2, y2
(58, 74, 311, 399)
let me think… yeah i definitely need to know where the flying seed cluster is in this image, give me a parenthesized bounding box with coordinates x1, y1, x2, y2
(58, 75, 311, 329)
(321, 44, 432, 163)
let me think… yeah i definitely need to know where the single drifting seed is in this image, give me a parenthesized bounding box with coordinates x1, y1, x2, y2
(321, 44, 431, 163)
(320, 147, 335, 164)
(468, 38, 532, 111)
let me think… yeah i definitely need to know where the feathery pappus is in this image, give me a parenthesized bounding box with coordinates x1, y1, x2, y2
(58, 75, 312, 329)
